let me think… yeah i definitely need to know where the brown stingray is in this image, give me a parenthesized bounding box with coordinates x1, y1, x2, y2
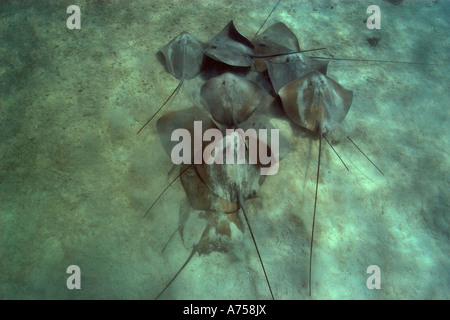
(195, 137, 266, 205)
(277, 70, 353, 296)
(155, 208, 244, 299)
(205, 20, 320, 68)
(180, 164, 239, 213)
(253, 21, 300, 72)
(154, 127, 275, 299)
(278, 71, 353, 134)
(200, 72, 273, 127)
(205, 20, 256, 67)
(266, 54, 330, 93)
(137, 32, 205, 134)
(151, 107, 276, 215)
(160, 32, 205, 80)
(156, 114, 271, 207)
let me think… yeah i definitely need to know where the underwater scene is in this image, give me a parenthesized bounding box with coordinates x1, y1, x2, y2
(0, 0, 449, 300)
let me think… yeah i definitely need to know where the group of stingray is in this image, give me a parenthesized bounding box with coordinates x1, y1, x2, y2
(139, 20, 376, 300)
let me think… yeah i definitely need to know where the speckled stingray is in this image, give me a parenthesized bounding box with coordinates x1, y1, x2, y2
(137, 32, 205, 134)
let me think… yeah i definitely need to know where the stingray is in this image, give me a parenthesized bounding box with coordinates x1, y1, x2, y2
(155, 106, 216, 163)
(155, 210, 245, 299)
(205, 20, 255, 67)
(137, 32, 205, 134)
(205, 20, 323, 68)
(140, 106, 217, 218)
(258, 22, 429, 95)
(253, 21, 300, 72)
(145, 0, 430, 297)
(278, 71, 353, 134)
(152, 128, 277, 299)
(155, 179, 245, 299)
(200, 72, 273, 127)
(277, 71, 353, 296)
(266, 54, 330, 94)
(149, 107, 285, 298)
(250, 21, 329, 92)
(277, 70, 384, 174)
(150, 106, 281, 214)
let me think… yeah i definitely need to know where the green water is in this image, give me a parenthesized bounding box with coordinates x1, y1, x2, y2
(0, 0, 448, 299)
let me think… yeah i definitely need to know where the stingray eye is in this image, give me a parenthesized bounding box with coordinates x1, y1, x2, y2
(211, 45, 217, 49)
(309, 81, 313, 87)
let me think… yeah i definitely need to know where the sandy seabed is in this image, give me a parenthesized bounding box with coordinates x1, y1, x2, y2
(0, 0, 448, 299)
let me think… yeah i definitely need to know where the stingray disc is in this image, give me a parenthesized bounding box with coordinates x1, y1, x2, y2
(200, 72, 270, 126)
(278, 71, 353, 133)
(195, 131, 266, 204)
(159, 32, 205, 80)
(240, 114, 291, 162)
(266, 53, 330, 93)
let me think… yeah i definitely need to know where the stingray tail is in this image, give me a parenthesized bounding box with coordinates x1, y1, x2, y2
(309, 130, 322, 296)
(306, 55, 434, 66)
(324, 135, 349, 171)
(238, 193, 274, 300)
(346, 136, 384, 175)
(143, 164, 194, 218)
(155, 245, 197, 300)
(137, 79, 184, 134)
(254, 47, 326, 59)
